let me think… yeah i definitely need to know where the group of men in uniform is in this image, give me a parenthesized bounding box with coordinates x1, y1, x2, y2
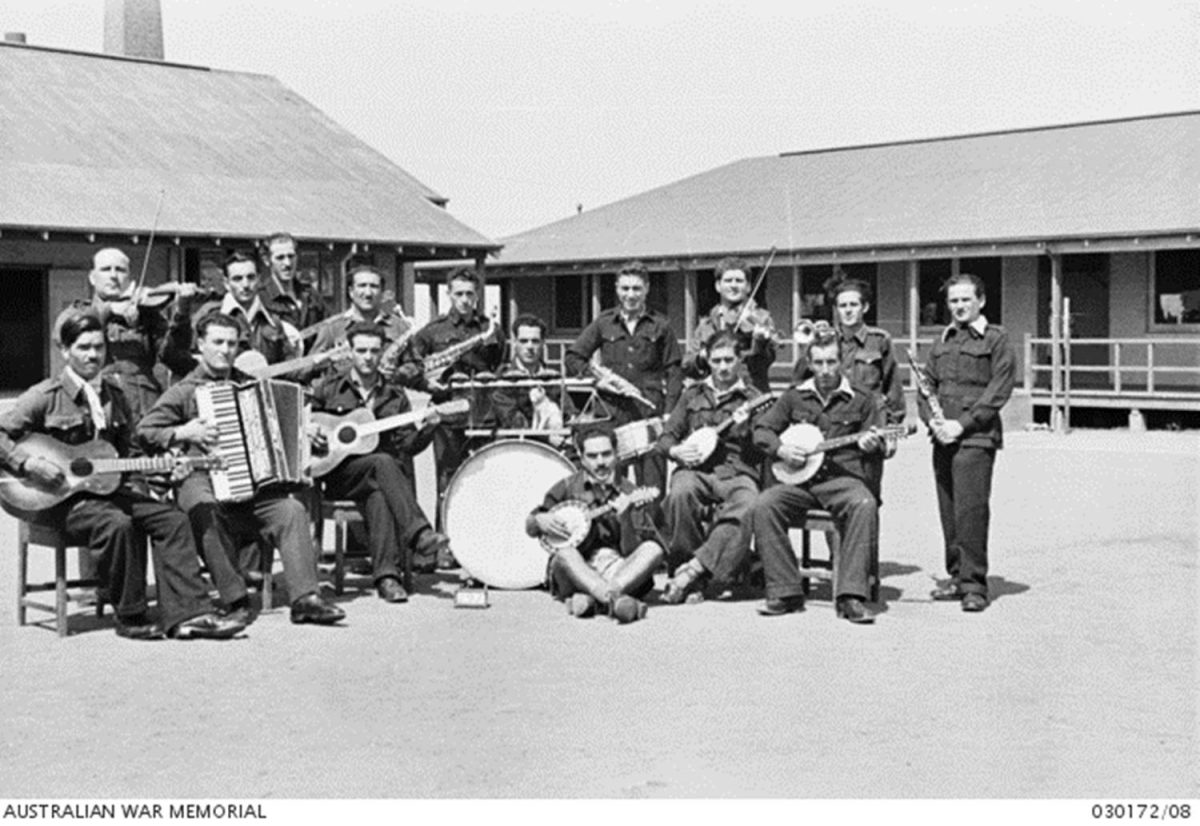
(0, 239, 1016, 638)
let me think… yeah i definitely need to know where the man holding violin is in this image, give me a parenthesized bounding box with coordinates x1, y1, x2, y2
(749, 328, 891, 624)
(683, 256, 778, 393)
(657, 332, 766, 604)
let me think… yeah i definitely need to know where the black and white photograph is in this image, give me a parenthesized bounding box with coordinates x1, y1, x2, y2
(0, 0, 1196, 817)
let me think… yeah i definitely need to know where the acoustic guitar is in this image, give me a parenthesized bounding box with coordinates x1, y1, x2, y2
(770, 423, 916, 485)
(233, 341, 351, 381)
(676, 393, 777, 468)
(538, 486, 659, 553)
(308, 398, 470, 478)
(0, 434, 221, 515)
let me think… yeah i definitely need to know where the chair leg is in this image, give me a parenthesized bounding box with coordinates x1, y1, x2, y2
(17, 528, 29, 627)
(333, 516, 346, 596)
(261, 547, 274, 612)
(799, 528, 812, 597)
(54, 541, 69, 638)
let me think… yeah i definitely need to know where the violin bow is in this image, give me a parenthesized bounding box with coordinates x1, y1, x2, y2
(131, 188, 166, 298)
(733, 245, 778, 330)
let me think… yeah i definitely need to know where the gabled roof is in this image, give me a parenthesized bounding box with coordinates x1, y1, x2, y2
(494, 110, 1200, 268)
(0, 42, 497, 253)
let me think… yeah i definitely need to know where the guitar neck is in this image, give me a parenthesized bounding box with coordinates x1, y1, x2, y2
(87, 456, 181, 474)
(355, 409, 424, 438)
(253, 351, 329, 380)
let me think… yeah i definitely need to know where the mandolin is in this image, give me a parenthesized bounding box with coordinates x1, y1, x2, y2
(770, 423, 916, 485)
(0, 434, 221, 516)
(676, 393, 777, 467)
(308, 398, 470, 478)
(538, 486, 659, 553)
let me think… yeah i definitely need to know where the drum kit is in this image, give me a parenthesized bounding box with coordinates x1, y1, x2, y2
(437, 372, 666, 591)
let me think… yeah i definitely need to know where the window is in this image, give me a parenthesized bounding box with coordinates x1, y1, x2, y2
(553, 275, 587, 330)
(919, 257, 1002, 325)
(1153, 249, 1200, 326)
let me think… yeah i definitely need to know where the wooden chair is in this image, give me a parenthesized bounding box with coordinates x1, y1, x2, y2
(313, 487, 414, 596)
(789, 509, 880, 602)
(16, 521, 104, 637)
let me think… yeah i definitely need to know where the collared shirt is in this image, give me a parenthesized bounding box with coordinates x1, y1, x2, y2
(396, 309, 503, 390)
(683, 299, 778, 393)
(528, 469, 660, 561)
(311, 305, 412, 356)
(753, 375, 883, 484)
(261, 276, 327, 333)
(838, 323, 904, 424)
(563, 306, 683, 420)
(184, 295, 299, 367)
(0, 370, 150, 499)
(658, 378, 763, 480)
(923, 315, 1016, 449)
(64, 366, 107, 432)
(309, 367, 436, 459)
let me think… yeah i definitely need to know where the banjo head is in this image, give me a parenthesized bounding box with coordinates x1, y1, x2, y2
(771, 422, 825, 484)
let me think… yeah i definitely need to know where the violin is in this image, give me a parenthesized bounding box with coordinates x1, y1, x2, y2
(97, 282, 217, 325)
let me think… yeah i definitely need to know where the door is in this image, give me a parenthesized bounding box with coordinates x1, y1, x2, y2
(1038, 253, 1111, 390)
(0, 268, 48, 392)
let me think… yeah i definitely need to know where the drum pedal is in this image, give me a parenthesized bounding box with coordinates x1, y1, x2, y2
(454, 580, 490, 609)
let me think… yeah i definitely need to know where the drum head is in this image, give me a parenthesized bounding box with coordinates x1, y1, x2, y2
(441, 439, 574, 589)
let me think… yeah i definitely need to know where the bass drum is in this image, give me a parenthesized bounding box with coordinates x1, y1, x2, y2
(441, 439, 574, 589)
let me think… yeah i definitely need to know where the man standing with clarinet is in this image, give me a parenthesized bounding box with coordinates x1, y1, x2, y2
(917, 274, 1016, 613)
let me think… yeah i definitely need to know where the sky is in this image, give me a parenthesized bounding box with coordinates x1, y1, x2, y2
(4, 0, 1199, 242)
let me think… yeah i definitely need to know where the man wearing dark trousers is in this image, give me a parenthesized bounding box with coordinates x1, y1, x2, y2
(564, 261, 682, 496)
(310, 322, 452, 600)
(138, 312, 345, 626)
(526, 425, 664, 624)
(0, 311, 243, 640)
(921, 273, 1016, 613)
(657, 332, 765, 604)
(749, 330, 889, 624)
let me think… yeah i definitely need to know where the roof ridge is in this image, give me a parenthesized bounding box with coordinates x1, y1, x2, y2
(0, 39, 209, 71)
(778, 109, 1200, 158)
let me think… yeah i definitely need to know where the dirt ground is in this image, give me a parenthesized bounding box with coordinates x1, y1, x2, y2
(0, 429, 1196, 799)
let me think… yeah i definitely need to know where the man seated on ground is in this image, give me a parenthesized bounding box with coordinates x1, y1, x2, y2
(309, 322, 454, 599)
(525, 425, 664, 624)
(138, 312, 345, 626)
(749, 329, 890, 624)
(0, 310, 243, 640)
(657, 332, 766, 604)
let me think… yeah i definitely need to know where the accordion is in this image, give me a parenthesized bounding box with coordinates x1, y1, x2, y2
(195, 379, 310, 502)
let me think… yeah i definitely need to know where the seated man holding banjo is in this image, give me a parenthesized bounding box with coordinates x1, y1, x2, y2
(525, 424, 663, 624)
(0, 310, 244, 640)
(657, 331, 773, 604)
(308, 322, 461, 602)
(749, 328, 911, 624)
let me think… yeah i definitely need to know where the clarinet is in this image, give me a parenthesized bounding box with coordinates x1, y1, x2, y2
(905, 347, 945, 424)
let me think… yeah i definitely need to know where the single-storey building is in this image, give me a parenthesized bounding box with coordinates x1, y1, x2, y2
(488, 110, 1200, 427)
(0, 35, 497, 392)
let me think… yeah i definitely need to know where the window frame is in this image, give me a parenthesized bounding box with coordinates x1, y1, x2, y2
(1148, 248, 1200, 333)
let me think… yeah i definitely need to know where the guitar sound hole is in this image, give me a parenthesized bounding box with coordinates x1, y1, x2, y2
(336, 426, 357, 445)
(69, 458, 94, 477)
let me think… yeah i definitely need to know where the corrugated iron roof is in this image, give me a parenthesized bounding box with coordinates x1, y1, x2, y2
(0, 43, 497, 251)
(495, 110, 1200, 267)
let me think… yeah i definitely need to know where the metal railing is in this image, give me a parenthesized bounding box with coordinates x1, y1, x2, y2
(1023, 334, 1200, 398)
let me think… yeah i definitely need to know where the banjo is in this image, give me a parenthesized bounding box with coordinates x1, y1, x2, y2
(771, 423, 916, 485)
(676, 393, 777, 468)
(538, 486, 659, 553)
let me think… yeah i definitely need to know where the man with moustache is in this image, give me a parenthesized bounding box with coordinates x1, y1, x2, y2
(0, 311, 244, 640)
(138, 312, 345, 626)
(526, 425, 664, 624)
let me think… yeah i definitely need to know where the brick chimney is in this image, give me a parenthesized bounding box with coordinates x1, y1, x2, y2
(104, 0, 163, 60)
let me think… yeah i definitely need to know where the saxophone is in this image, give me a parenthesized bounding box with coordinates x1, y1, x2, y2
(420, 313, 499, 384)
